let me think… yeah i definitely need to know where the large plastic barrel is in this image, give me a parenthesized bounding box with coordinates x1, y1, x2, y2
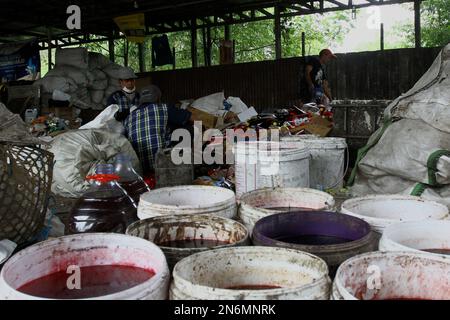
(0, 233, 170, 300)
(252, 211, 378, 277)
(170, 246, 331, 300)
(126, 214, 249, 270)
(379, 220, 450, 259)
(233, 141, 310, 199)
(341, 195, 449, 234)
(138, 185, 236, 220)
(332, 251, 450, 300)
(238, 187, 334, 234)
(281, 136, 347, 189)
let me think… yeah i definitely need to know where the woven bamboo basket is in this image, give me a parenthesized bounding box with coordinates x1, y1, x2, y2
(0, 143, 53, 245)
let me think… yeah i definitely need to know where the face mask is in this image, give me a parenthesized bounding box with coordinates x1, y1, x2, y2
(122, 86, 136, 94)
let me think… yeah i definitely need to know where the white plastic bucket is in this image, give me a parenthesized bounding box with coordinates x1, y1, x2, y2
(281, 136, 347, 190)
(233, 141, 310, 199)
(138, 185, 236, 220)
(332, 251, 450, 300)
(340, 195, 449, 234)
(379, 220, 450, 259)
(238, 187, 335, 234)
(170, 246, 331, 300)
(126, 214, 249, 270)
(0, 233, 170, 300)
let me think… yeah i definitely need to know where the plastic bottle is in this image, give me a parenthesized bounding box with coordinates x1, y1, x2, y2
(113, 153, 151, 203)
(68, 164, 138, 234)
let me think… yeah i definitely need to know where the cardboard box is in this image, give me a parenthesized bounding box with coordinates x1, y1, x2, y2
(187, 106, 218, 129)
(290, 115, 333, 137)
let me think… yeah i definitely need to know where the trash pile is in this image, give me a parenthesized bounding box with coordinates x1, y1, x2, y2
(349, 43, 450, 208)
(184, 91, 334, 137)
(193, 166, 235, 190)
(30, 114, 82, 137)
(34, 48, 124, 111)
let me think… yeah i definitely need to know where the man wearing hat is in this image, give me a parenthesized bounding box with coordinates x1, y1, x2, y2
(106, 66, 141, 121)
(301, 48, 337, 105)
(123, 85, 192, 174)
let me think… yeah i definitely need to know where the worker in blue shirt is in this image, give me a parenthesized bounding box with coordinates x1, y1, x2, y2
(123, 85, 192, 174)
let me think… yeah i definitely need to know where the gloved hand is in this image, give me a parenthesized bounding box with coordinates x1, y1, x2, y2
(114, 108, 130, 121)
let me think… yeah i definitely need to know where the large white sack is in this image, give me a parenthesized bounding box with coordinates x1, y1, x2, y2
(351, 44, 450, 193)
(191, 92, 226, 116)
(385, 43, 450, 133)
(80, 105, 123, 134)
(89, 68, 108, 90)
(49, 129, 142, 197)
(46, 66, 92, 87)
(88, 52, 111, 70)
(71, 87, 92, 109)
(55, 47, 89, 69)
(102, 63, 126, 79)
(90, 89, 104, 104)
(357, 119, 450, 185)
(352, 174, 450, 209)
(35, 75, 77, 93)
(227, 96, 249, 114)
(104, 85, 120, 100)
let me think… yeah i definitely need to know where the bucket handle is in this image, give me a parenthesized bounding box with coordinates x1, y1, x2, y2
(322, 144, 350, 190)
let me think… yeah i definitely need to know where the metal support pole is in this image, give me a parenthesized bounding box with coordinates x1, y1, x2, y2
(274, 5, 282, 60)
(138, 43, 145, 72)
(191, 19, 198, 68)
(108, 34, 115, 63)
(47, 28, 52, 70)
(380, 23, 384, 51)
(225, 25, 230, 41)
(414, 0, 421, 48)
(301, 32, 305, 57)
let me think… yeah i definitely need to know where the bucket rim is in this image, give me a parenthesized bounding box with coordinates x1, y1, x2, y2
(172, 246, 331, 297)
(126, 214, 249, 251)
(0, 233, 169, 300)
(341, 195, 449, 223)
(251, 210, 375, 252)
(333, 250, 450, 300)
(139, 185, 236, 211)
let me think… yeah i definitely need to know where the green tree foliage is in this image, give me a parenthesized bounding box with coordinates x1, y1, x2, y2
(396, 0, 450, 47)
(41, 10, 354, 75)
(281, 12, 354, 57)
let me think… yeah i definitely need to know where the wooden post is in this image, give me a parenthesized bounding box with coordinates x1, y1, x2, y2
(301, 32, 305, 57)
(108, 36, 115, 63)
(225, 24, 230, 41)
(414, 0, 421, 48)
(206, 26, 211, 66)
(274, 5, 282, 60)
(380, 23, 384, 51)
(191, 19, 198, 68)
(202, 27, 207, 66)
(172, 47, 176, 70)
(124, 40, 129, 67)
(47, 28, 52, 70)
(138, 43, 145, 72)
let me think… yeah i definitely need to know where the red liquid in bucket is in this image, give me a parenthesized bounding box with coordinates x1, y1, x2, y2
(226, 285, 282, 290)
(17, 265, 155, 299)
(158, 239, 230, 248)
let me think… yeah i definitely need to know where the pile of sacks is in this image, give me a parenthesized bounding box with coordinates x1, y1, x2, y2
(349, 43, 450, 208)
(35, 48, 127, 110)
